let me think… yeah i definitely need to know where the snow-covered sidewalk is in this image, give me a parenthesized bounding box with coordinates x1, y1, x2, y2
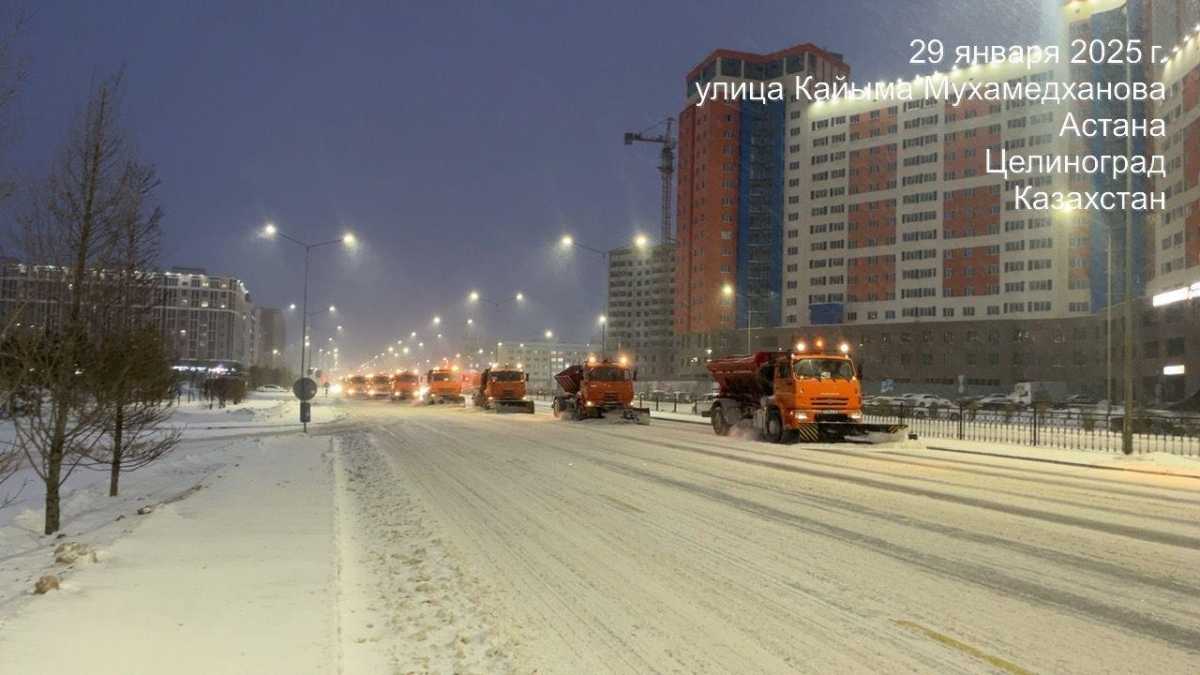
(0, 434, 339, 674)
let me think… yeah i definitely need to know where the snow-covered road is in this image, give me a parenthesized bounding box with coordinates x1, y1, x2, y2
(2, 398, 1197, 673)
(342, 401, 1200, 673)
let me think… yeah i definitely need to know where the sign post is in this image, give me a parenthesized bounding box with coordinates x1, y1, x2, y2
(293, 377, 318, 432)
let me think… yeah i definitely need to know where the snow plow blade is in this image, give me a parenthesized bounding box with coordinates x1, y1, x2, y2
(622, 407, 651, 425)
(496, 400, 535, 414)
(843, 422, 907, 443)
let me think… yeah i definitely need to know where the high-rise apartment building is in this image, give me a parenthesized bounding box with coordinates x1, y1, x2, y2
(606, 241, 676, 380)
(254, 306, 287, 367)
(675, 44, 850, 336)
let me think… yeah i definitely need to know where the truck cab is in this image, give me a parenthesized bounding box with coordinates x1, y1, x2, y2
(368, 374, 392, 398)
(391, 371, 420, 400)
(344, 375, 369, 399)
(769, 354, 863, 427)
(477, 367, 535, 413)
(425, 368, 464, 404)
(580, 361, 635, 409)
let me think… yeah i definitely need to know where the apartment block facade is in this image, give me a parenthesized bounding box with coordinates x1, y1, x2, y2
(0, 261, 258, 368)
(606, 242, 676, 380)
(675, 44, 850, 336)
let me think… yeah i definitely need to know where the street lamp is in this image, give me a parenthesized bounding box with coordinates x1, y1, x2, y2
(634, 234, 649, 249)
(545, 330, 554, 340)
(259, 222, 357, 419)
(722, 283, 756, 352)
(598, 315, 607, 354)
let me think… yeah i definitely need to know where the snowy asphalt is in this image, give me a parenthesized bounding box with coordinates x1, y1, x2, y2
(336, 399, 1200, 674)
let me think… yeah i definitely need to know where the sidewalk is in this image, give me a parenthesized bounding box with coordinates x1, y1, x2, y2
(0, 435, 338, 675)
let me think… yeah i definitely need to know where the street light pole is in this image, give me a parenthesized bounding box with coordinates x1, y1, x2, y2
(261, 223, 355, 432)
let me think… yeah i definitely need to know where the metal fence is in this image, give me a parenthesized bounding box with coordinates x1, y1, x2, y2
(530, 391, 1200, 456)
(864, 404, 1200, 456)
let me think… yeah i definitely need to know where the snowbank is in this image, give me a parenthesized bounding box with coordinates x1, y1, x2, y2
(0, 434, 338, 674)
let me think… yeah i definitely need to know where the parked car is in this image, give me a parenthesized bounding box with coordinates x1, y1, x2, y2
(1054, 394, 1101, 409)
(256, 384, 286, 393)
(692, 393, 720, 417)
(975, 393, 1016, 409)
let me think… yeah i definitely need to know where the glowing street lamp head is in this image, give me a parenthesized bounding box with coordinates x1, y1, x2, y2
(634, 234, 649, 249)
(432, 316, 441, 325)
(288, 303, 297, 311)
(722, 283, 734, 297)
(598, 314, 607, 324)
(263, 223, 277, 237)
(515, 291, 524, 301)
(410, 331, 417, 338)
(342, 232, 357, 246)
(467, 318, 474, 325)
(328, 305, 337, 313)
(560, 235, 574, 248)
(544, 330, 554, 339)
(468, 290, 480, 302)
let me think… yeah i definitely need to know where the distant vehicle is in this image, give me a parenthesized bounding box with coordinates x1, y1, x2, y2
(425, 367, 465, 404)
(368, 374, 392, 399)
(343, 375, 369, 398)
(1054, 394, 1101, 409)
(975, 393, 1016, 409)
(692, 392, 719, 417)
(256, 384, 286, 393)
(390, 371, 420, 401)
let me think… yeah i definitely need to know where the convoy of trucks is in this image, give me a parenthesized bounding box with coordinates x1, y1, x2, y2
(333, 340, 909, 445)
(551, 357, 650, 424)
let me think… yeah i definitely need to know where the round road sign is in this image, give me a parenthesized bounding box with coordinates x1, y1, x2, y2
(293, 377, 318, 401)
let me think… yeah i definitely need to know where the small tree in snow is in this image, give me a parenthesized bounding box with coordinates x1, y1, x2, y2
(89, 326, 180, 496)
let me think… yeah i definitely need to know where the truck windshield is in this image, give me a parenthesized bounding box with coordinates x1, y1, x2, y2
(793, 358, 855, 381)
(396, 374, 418, 383)
(430, 373, 450, 382)
(491, 371, 523, 382)
(349, 377, 367, 385)
(587, 366, 627, 381)
(372, 376, 390, 385)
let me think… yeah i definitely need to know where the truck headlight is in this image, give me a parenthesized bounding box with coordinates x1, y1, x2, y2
(792, 411, 808, 421)
(848, 411, 863, 420)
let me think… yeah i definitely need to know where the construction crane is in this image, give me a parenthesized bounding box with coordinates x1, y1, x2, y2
(623, 117, 675, 243)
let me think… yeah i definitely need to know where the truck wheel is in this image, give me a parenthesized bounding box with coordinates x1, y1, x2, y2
(552, 400, 562, 418)
(766, 410, 784, 444)
(711, 405, 731, 436)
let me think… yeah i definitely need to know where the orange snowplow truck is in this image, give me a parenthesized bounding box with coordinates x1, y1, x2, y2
(705, 344, 905, 443)
(474, 366, 535, 414)
(425, 367, 464, 404)
(390, 371, 420, 401)
(552, 359, 650, 424)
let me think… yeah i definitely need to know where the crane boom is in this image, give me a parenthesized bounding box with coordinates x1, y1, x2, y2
(623, 117, 675, 243)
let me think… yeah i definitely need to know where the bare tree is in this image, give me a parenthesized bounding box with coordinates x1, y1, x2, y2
(84, 158, 179, 497)
(9, 72, 152, 534)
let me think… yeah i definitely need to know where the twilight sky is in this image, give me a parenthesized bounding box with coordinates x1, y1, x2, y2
(5, 0, 1054, 367)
